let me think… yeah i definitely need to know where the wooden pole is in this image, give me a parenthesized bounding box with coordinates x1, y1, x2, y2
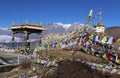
(39, 33, 42, 45)
(24, 31, 28, 47)
(12, 32, 15, 47)
(18, 53, 20, 64)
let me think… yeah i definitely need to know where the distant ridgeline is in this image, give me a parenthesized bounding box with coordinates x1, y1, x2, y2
(0, 42, 26, 47)
(0, 40, 39, 47)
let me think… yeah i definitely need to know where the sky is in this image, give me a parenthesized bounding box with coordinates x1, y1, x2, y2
(0, 0, 120, 27)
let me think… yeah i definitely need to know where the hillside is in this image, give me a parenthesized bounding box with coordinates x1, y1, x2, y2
(49, 61, 120, 78)
(105, 26, 120, 38)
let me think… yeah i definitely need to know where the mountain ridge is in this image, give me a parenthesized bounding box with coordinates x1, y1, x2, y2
(0, 23, 120, 42)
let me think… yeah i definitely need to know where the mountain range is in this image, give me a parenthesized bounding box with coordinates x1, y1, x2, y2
(0, 23, 120, 42)
(42, 22, 83, 35)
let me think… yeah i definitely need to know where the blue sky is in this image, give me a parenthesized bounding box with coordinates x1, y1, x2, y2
(0, 0, 120, 27)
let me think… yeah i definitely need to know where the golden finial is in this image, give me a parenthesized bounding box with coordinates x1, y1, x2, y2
(26, 19, 28, 24)
(40, 22, 42, 27)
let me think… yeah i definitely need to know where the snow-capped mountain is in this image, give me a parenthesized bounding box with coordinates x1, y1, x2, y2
(0, 27, 11, 35)
(0, 22, 84, 40)
(0, 23, 120, 41)
(0, 27, 9, 30)
(67, 22, 84, 32)
(43, 22, 83, 35)
(53, 22, 72, 30)
(0, 35, 21, 42)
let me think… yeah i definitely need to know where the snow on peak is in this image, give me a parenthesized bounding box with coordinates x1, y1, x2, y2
(0, 35, 21, 42)
(0, 27, 8, 30)
(54, 22, 72, 29)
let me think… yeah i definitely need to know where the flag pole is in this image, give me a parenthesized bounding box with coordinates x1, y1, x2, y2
(83, 9, 93, 32)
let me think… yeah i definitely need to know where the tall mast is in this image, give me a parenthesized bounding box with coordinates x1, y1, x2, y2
(83, 9, 93, 31)
(99, 8, 102, 22)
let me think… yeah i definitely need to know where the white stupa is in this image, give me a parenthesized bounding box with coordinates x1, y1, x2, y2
(94, 22, 105, 33)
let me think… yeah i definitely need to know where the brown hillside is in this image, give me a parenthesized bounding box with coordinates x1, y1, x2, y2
(105, 26, 120, 38)
(47, 61, 120, 78)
